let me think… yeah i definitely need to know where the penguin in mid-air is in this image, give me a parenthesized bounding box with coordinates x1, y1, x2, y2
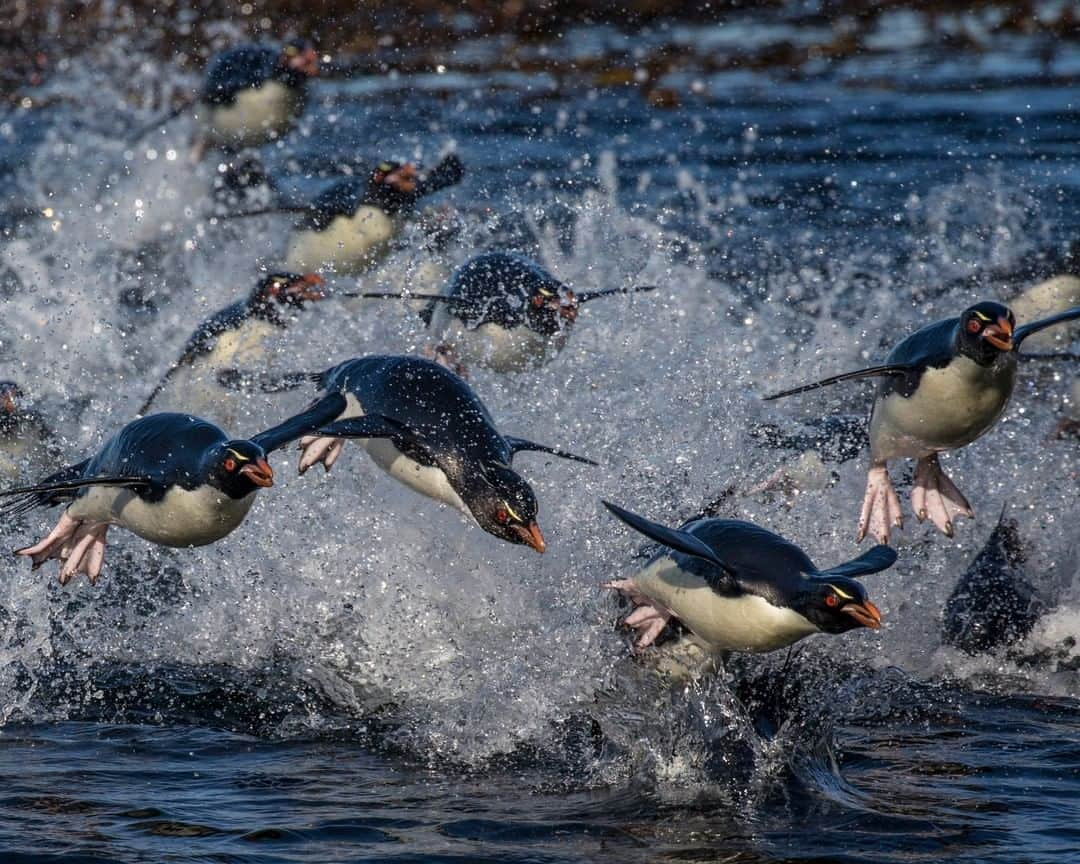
(138, 272, 326, 427)
(602, 501, 893, 653)
(134, 41, 320, 158)
(196, 41, 319, 156)
(273, 355, 595, 552)
(0, 404, 341, 584)
(279, 156, 465, 275)
(766, 300, 1080, 543)
(380, 251, 657, 373)
(0, 381, 56, 479)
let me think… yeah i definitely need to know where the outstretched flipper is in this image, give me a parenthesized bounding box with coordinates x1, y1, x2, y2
(251, 392, 348, 454)
(764, 363, 916, 401)
(128, 95, 196, 143)
(0, 472, 152, 519)
(602, 500, 733, 573)
(505, 436, 598, 466)
(217, 368, 319, 394)
(817, 544, 898, 579)
(575, 285, 658, 303)
(1014, 305, 1080, 350)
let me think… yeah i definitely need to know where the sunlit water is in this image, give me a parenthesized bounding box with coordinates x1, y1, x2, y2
(0, 16, 1077, 863)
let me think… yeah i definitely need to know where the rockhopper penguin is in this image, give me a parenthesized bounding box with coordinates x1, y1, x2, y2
(765, 301, 1080, 543)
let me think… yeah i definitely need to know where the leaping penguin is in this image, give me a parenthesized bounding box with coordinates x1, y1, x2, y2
(0, 404, 341, 584)
(358, 251, 656, 373)
(0, 381, 56, 480)
(765, 300, 1080, 543)
(138, 272, 326, 427)
(602, 501, 893, 653)
(280, 156, 465, 275)
(134, 41, 319, 158)
(274, 355, 596, 551)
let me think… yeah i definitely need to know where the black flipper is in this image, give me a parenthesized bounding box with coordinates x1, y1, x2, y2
(0, 470, 153, 518)
(414, 154, 465, 199)
(575, 285, 658, 303)
(334, 291, 461, 302)
(505, 436, 598, 466)
(1014, 306, 1080, 350)
(764, 364, 917, 401)
(602, 500, 734, 574)
(217, 368, 319, 393)
(129, 95, 196, 142)
(317, 415, 410, 440)
(817, 545, 898, 579)
(213, 204, 308, 220)
(251, 393, 349, 454)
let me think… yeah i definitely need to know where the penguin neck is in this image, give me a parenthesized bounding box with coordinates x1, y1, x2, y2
(362, 183, 415, 217)
(246, 296, 288, 328)
(955, 325, 1007, 368)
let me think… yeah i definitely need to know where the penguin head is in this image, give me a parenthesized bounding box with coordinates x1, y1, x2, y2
(0, 381, 24, 416)
(252, 272, 326, 310)
(281, 40, 319, 77)
(366, 161, 420, 213)
(794, 577, 882, 634)
(205, 440, 274, 497)
(959, 301, 1015, 361)
(469, 462, 545, 553)
(527, 283, 579, 336)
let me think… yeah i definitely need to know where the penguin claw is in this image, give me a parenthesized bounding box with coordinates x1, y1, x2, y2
(858, 462, 902, 545)
(914, 455, 973, 538)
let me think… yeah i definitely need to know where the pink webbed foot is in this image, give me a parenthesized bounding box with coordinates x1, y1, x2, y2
(298, 435, 346, 475)
(423, 343, 468, 378)
(911, 454, 973, 538)
(857, 461, 904, 544)
(16, 512, 110, 585)
(604, 578, 675, 649)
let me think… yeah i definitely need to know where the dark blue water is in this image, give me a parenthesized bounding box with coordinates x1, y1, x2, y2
(0, 11, 1078, 863)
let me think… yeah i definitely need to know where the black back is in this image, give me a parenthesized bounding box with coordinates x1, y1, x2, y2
(319, 356, 511, 471)
(82, 413, 230, 500)
(420, 251, 566, 331)
(202, 44, 304, 105)
(874, 317, 959, 400)
(652, 518, 817, 606)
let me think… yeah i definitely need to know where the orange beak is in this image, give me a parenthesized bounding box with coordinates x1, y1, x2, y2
(983, 316, 1014, 352)
(240, 458, 274, 488)
(514, 521, 546, 554)
(296, 272, 326, 301)
(842, 599, 882, 630)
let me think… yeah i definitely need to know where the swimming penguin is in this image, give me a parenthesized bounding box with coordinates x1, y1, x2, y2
(0, 405, 339, 584)
(942, 507, 1040, 655)
(195, 41, 319, 156)
(765, 301, 1080, 543)
(0, 382, 56, 479)
(137, 272, 326, 427)
(280, 155, 465, 274)
(392, 251, 657, 373)
(275, 354, 595, 551)
(602, 501, 893, 653)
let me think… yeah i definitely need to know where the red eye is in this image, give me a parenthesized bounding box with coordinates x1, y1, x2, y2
(825, 594, 838, 608)
(967, 319, 981, 333)
(224, 458, 237, 472)
(495, 508, 509, 524)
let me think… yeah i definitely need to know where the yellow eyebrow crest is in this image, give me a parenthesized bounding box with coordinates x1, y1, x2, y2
(503, 502, 522, 522)
(828, 584, 854, 600)
(973, 311, 992, 322)
(226, 449, 251, 462)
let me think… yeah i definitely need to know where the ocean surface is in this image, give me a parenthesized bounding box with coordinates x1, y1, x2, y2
(0, 9, 1078, 863)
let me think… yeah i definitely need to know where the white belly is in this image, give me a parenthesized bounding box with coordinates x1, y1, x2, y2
(150, 319, 279, 429)
(336, 392, 470, 514)
(430, 313, 569, 373)
(283, 207, 398, 274)
(870, 356, 1015, 459)
(635, 558, 819, 653)
(203, 82, 302, 147)
(1010, 275, 1080, 349)
(68, 484, 257, 547)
